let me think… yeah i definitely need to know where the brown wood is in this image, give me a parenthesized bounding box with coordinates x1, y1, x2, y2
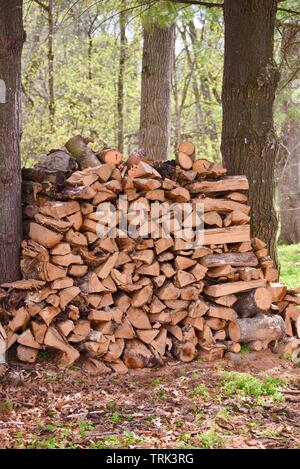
(177, 151, 193, 170)
(229, 314, 285, 343)
(234, 287, 272, 318)
(204, 279, 266, 297)
(187, 176, 248, 194)
(200, 252, 257, 268)
(203, 225, 250, 245)
(123, 340, 156, 368)
(178, 141, 195, 157)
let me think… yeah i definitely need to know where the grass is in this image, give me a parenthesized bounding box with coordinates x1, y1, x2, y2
(218, 371, 286, 402)
(278, 243, 300, 288)
(193, 384, 210, 401)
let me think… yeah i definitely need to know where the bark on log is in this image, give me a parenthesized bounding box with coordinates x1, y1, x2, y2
(65, 135, 99, 169)
(234, 287, 272, 318)
(229, 314, 285, 343)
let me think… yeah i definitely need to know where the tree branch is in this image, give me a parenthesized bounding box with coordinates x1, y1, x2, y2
(169, 0, 223, 7)
(278, 7, 300, 16)
(33, 0, 49, 11)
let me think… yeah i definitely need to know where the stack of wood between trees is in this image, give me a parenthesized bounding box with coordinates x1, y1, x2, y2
(0, 137, 299, 374)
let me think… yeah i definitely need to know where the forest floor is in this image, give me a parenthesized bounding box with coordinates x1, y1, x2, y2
(0, 352, 299, 449)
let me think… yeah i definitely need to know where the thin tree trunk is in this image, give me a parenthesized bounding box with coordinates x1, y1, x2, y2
(173, 47, 181, 152)
(0, 0, 25, 283)
(117, 11, 126, 152)
(179, 25, 202, 131)
(48, 0, 55, 131)
(88, 33, 93, 80)
(221, 0, 280, 266)
(139, 22, 176, 161)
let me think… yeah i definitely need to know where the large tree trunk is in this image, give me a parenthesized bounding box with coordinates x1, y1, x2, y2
(277, 26, 300, 244)
(117, 11, 126, 153)
(0, 0, 25, 283)
(139, 22, 176, 161)
(221, 0, 280, 266)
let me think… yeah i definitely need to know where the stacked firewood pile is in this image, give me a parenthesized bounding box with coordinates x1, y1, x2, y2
(0, 136, 299, 374)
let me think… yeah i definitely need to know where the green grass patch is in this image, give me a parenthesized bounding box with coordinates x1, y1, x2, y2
(278, 243, 300, 288)
(193, 384, 210, 401)
(218, 371, 286, 402)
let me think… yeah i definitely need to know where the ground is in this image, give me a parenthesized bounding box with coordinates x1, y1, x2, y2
(0, 353, 299, 449)
(0, 246, 299, 450)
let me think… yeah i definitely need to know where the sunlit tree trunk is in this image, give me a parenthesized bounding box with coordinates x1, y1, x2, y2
(117, 11, 126, 152)
(0, 0, 25, 282)
(139, 22, 176, 161)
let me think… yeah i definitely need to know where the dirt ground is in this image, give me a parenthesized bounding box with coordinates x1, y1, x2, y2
(0, 351, 299, 449)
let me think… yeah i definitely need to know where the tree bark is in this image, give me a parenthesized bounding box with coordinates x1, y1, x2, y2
(117, 11, 126, 153)
(0, 0, 25, 283)
(139, 22, 176, 161)
(221, 0, 280, 266)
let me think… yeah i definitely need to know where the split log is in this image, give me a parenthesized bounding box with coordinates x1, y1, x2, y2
(204, 279, 266, 297)
(200, 252, 258, 268)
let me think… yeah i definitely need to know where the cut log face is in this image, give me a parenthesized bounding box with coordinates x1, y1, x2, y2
(178, 141, 195, 157)
(177, 151, 193, 170)
(234, 288, 272, 318)
(123, 340, 156, 369)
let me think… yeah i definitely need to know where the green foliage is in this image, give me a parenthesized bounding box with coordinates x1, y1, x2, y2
(240, 343, 251, 354)
(200, 428, 223, 449)
(21, 0, 224, 165)
(278, 243, 300, 288)
(193, 384, 210, 401)
(219, 372, 286, 402)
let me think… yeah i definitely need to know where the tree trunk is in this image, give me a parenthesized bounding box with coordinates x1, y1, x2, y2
(277, 26, 300, 244)
(0, 0, 25, 283)
(221, 0, 280, 266)
(117, 11, 126, 153)
(48, 0, 55, 131)
(88, 33, 93, 80)
(139, 22, 176, 161)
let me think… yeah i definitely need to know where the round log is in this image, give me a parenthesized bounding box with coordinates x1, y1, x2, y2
(178, 141, 195, 158)
(234, 287, 272, 318)
(229, 314, 285, 343)
(172, 339, 197, 362)
(123, 340, 157, 369)
(176, 151, 193, 170)
(65, 135, 100, 169)
(99, 148, 123, 166)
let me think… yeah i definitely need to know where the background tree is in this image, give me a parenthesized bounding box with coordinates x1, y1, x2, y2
(221, 0, 280, 265)
(0, 0, 25, 282)
(139, 9, 176, 160)
(276, 24, 300, 244)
